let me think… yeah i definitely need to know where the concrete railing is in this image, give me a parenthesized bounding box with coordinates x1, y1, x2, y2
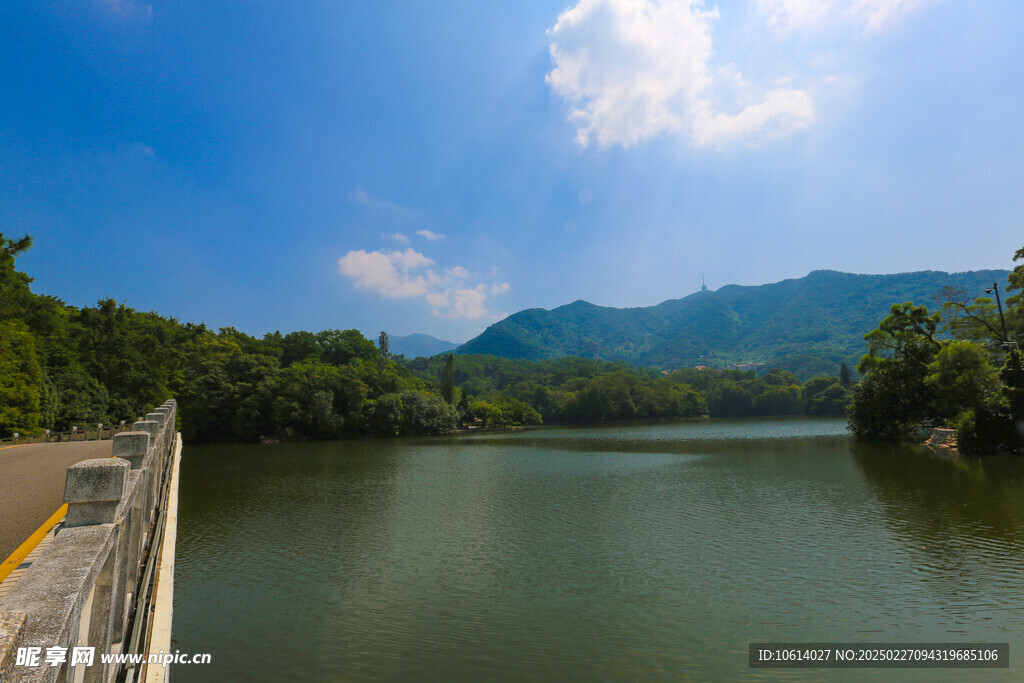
(0, 400, 178, 683)
(0, 426, 137, 446)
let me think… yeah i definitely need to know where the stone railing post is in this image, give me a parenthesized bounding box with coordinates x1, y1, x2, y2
(132, 420, 161, 519)
(145, 412, 169, 477)
(64, 459, 129, 529)
(111, 433, 151, 610)
(154, 405, 172, 426)
(145, 411, 166, 434)
(112, 432, 150, 470)
(131, 420, 160, 446)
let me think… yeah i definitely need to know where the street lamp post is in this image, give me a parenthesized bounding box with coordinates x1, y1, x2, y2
(985, 282, 1011, 345)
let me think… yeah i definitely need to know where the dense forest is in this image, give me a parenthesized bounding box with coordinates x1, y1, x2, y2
(847, 246, 1024, 454)
(1, 233, 855, 444)
(404, 354, 851, 425)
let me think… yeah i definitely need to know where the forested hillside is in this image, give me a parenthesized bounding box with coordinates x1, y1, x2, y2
(457, 269, 1009, 378)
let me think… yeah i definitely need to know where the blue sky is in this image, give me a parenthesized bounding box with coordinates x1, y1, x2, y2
(3, 1, 1023, 343)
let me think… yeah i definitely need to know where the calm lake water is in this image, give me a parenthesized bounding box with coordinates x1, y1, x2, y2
(172, 418, 1024, 681)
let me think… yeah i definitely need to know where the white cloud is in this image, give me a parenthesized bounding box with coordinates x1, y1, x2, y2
(546, 0, 815, 148)
(846, 0, 930, 33)
(338, 248, 510, 320)
(337, 249, 433, 298)
(449, 285, 490, 320)
(756, 0, 932, 34)
(416, 229, 446, 241)
(756, 0, 836, 33)
(692, 88, 815, 145)
(384, 232, 409, 244)
(425, 292, 449, 308)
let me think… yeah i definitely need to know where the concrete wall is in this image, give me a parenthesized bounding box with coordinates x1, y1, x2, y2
(0, 400, 178, 683)
(925, 427, 958, 449)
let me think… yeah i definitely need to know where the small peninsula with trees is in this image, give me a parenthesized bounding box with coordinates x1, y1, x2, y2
(848, 246, 1024, 454)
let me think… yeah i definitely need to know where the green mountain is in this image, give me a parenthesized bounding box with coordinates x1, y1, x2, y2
(456, 269, 1011, 378)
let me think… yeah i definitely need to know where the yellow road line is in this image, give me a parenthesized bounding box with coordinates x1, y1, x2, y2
(0, 444, 23, 451)
(0, 504, 68, 583)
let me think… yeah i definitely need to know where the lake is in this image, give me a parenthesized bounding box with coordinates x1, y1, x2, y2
(172, 418, 1024, 681)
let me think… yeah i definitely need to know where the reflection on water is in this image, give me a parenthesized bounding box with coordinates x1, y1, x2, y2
(173, 419, 1024, 681)
(853, 443, 1024, 636)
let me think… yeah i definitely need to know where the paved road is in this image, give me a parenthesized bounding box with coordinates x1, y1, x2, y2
(0, 441, 113, 562)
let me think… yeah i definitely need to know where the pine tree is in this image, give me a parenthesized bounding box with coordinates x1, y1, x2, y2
(839, 362, 852, 387)
(441, 353, 455, 404)
(378, 331, 389, 374)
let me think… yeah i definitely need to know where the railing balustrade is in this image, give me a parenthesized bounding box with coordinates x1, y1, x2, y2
(0, 425, 137, 445)
(0, 400, 178, 683)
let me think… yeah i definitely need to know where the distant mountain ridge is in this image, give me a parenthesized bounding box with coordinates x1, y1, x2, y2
(456, 269, 1011, 379)
(389, 333, 459, 359)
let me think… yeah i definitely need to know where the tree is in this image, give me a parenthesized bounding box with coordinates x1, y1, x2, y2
(363, 393, 404, 436)
(939, 286, 1008, 350)
(1003, 247, 1024, 341)
(269, 360, 348, 440)
(378, 331, 389, 374)
(469, 399, 507, 427)
(48, 366, 110, 430)
(280, 330, 320, 367)
(762, 369, 800, 386)
(0, 234, 43, 435)
(707, 380, 755, 417)
(0, 324, 43, 435)
(441, 353, 455, 404)
(491, 395, 543, 425)
(847, 360, 935, 440)
(953, 401, 1015, 455)
(1001, 348, 1024, 416)
(859, 302, 942, 374)
(317, 329, 378, 366)
(398, 390, 457, 435)
(0, 233, 34, 320)
(997, 348, 1024, 452)
(849, 302, 943, 440)
(804, 377, 849, 416)
(839, 363, 852, 388)
(753, 384, 802, 415)
(815, 384, 850, 416)
(924, 341, 999, 420)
